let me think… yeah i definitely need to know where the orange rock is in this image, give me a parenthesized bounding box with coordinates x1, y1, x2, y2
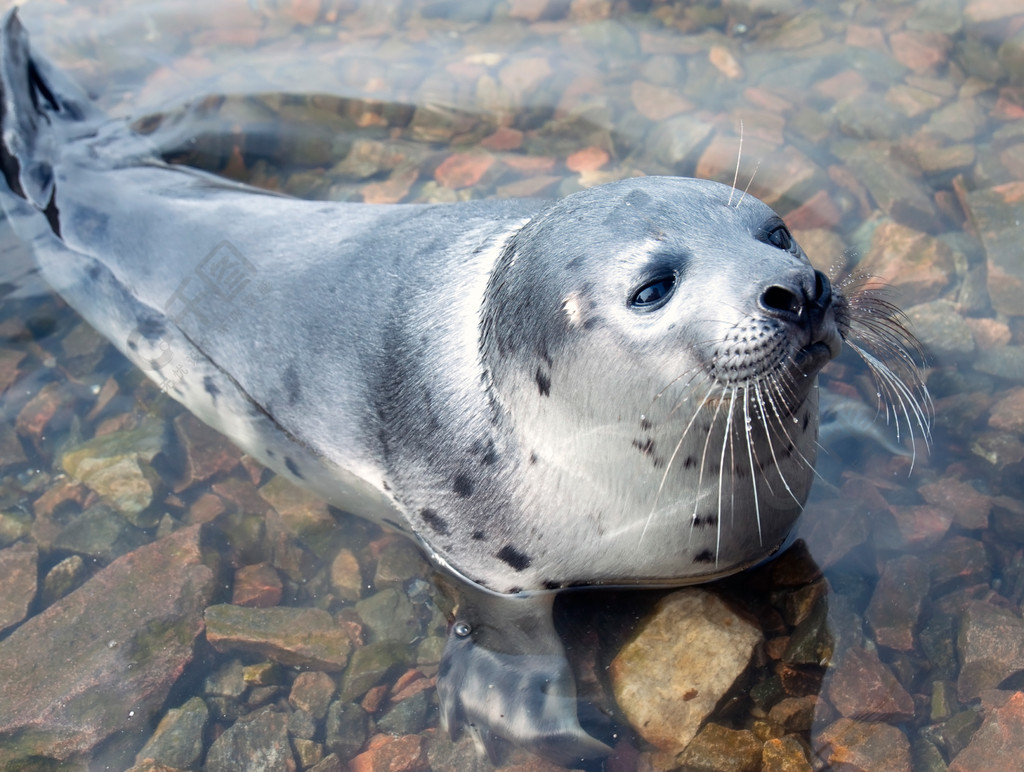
(362, 167, 418, 204)
(433, 153, 495, 189)
(480, 127, 523, 152)
(232, 563, 283, 609)
(708, 45, 743, 79)
(566, 146, 609, 173)
(348, 734, 428, 772)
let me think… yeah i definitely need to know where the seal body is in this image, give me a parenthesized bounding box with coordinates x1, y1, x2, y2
(0, 10, 848, 762)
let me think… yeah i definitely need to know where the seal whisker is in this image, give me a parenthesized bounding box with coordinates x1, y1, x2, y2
(742, 386, 763, 544)
(847, 342, 931, 471)
(716, 386, 739, 565)
(754, 381, 802, 505)
(643, 382, 720, 546)
(727, 120, 744, 208)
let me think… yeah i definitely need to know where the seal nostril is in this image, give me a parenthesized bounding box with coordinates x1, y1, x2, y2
(761, 285, 802, 317)
(813, 270, 832, 307)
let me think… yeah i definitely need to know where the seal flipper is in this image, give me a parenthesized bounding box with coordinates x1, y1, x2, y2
(437, 587, 612, 765)
(0, 9, 100, 211)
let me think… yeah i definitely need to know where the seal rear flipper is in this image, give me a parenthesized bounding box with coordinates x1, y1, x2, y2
(436, 587, 612, 766)
(0, 9, 100, 210)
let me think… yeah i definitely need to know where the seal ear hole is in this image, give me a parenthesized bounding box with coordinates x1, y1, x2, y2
(629, 274, 676, 311)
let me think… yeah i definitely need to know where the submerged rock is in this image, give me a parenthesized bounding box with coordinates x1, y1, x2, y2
(204, 604, 352, 670)
(609, 589, 763, 755)
(0, 540, 37, 633)
(0, 525, 214, 767)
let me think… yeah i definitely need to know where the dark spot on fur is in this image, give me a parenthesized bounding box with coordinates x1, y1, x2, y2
(695, 549, 715, 563)
(496, 544, 532, 571)
(529, 452, 538, 464)
(204, 376, 220, 401)
(802, 411, 811, 432)
(632, 437, 655, 456)
(453, 474, 474, 497)
(582, 316, 602, 330)
(420, 508, 450, 536)
(382, 480, 391, 491)
(543, 580, 561, 590)
(692, 515, 718, 528)
(535, 367, 551, 397)
(266, 448, 275, 458)
(471, 530, 486, 541)
(284, 364, 302, 406)
(87, 264, 101, 281)
(285, 456, 304, 479)
(640, 417, 652, 431)
(683, 456, 696, 469)
(507, 586, 522, 595)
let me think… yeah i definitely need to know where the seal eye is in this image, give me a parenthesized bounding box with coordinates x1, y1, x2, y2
(763, 223, 799, 255)
(630, 275, 676, 310)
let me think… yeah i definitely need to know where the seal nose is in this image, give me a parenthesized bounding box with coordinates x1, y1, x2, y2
(759, 270, 832, 323)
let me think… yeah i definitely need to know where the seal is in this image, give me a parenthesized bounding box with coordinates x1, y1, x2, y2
(0, 11, 928, 764)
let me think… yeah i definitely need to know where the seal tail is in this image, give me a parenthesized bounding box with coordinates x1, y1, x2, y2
(0, 9, 97, 217)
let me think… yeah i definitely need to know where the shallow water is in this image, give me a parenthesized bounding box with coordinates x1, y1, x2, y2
(1, 0, 1023, 769)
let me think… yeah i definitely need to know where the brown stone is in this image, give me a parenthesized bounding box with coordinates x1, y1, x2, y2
(865, 555, 929, 651)
(289, 671, 336, 720)
(919, 478, 991, 530)
(348, 733, 428, 772)
(815, 717, 911, 772)
(232, 562, 283, 608)
(761, 735, 813, 772)
(205, 604, 352, 671)
(0, 526, 214, 766)
(677, 724, 762, 771)
(949, 691, 1024, 772)
(857, 220, 953, 306)
(957, 601, 1024, 702)
(15, 381, 66, 442)
(989, 388, 1024, 433)
(610, 589, 762, 754)
(827, 646, 915, 721)
(172, 412, 241, 491)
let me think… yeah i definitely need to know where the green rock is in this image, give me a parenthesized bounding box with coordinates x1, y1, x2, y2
(354, 588, 419, 644)
(339, 642, 409, 702)
(324, 700, 368, 759)
(135, 696, 208, 769)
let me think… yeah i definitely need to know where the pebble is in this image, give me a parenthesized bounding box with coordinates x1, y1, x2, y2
(135, 696, 209, 769)
(290, 671, 337, 720)
(205, 604, 352, 671)
(205, 707, 292, 772)
(956, 600, 1024, 702)
(949, 691, 1024, 771)
(609, 589, 763, 754)
(814, 717, 911, 771)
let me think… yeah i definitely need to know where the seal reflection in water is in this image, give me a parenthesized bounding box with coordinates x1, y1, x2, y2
(0, 10, 929, 764)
